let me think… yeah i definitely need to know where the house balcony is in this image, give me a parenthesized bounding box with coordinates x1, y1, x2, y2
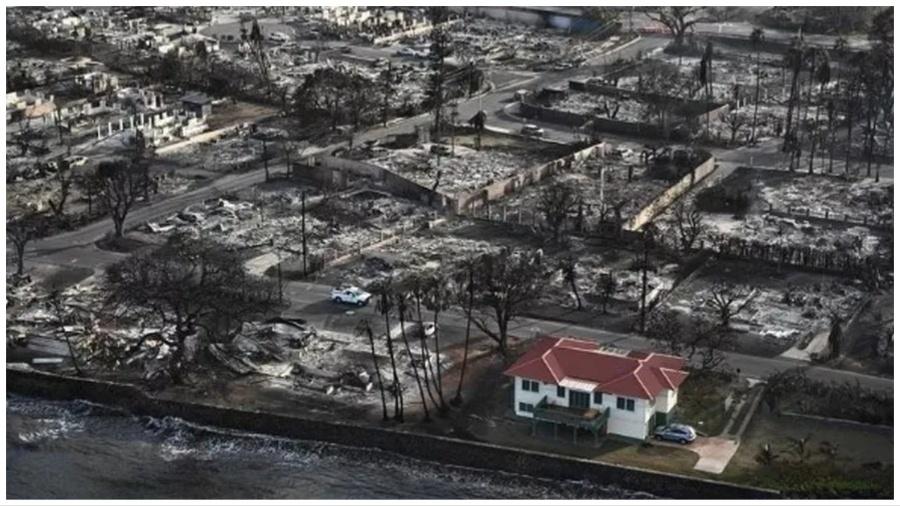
(533, 396, 611, 433)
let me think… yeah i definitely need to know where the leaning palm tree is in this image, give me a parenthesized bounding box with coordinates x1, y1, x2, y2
(749, 28, 765, 144)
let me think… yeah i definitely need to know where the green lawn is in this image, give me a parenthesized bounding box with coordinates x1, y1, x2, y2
(671, 372, 737, 436)
(723, 406, 893, 498)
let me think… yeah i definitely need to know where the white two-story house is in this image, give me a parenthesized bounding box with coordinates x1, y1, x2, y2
(504, 336, 688, 441)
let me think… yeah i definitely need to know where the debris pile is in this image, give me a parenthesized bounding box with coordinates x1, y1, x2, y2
(365, 142, 552, 195)
(663, 262, 866, 345)
(446, 18, 616, 71)
(220, 317, 448, 403)
(495, 154, 673, 225)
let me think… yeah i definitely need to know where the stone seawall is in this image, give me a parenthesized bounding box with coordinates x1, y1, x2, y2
(7, 367, 780, 500)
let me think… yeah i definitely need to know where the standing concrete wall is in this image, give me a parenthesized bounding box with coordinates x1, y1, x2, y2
(625, 156, 717, 231)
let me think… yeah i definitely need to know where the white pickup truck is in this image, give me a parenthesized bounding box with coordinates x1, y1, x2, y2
(331, 286, 372, 306)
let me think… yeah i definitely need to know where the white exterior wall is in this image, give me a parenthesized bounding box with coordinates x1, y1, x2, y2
(655, 388, 677, 413)
(512, 376, 676, 440)
(512, 376, 560, 417)
(606, 396, 653, 440)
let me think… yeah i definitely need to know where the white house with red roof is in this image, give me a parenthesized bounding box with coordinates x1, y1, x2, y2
(504, 336, 689, 441)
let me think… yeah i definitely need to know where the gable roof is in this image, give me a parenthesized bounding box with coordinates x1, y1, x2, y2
(503, 336, 688, 400)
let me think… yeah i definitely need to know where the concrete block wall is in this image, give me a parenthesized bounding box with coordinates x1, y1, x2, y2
(624, 155, 717, 231)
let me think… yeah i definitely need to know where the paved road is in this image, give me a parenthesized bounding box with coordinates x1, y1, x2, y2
(279, 279, 893, 393)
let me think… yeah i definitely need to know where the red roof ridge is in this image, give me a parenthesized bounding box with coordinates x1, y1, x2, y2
(503, 336, 688, 400)
(540, 343, 561, 383)
(631, 363, 653, 399)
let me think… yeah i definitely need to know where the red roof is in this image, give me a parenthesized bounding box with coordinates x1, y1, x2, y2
(503, 336, 688, 400)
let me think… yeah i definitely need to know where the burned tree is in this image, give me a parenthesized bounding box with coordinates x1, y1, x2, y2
(46, 160, 73, 220)
(646, 309, 730, 374)
(723, 110, 748, 146)
(705, 282, 754, 328)
(426, 7, 453, 140)
(105, 234, 278, 384)
(246, 18, 273, 98)
(76, 170, 105, 216)
(98, 159, 144, 238)
(8, 213, 48, 276)
(749, 28, 765, 143)
(558, 254, 583, 310)
(471, 248, 549, 356)
(538, 181, 582, 244)
(47, 290, 85, 376)
(595, 272, 617, 314)
(643, 7, 702, 47)
(671, 199, 707, 253)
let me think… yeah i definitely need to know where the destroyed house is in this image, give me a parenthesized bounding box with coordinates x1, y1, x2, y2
(181, 92, 212, 118)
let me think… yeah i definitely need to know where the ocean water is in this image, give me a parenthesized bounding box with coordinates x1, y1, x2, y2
(6, 395, 653, 500)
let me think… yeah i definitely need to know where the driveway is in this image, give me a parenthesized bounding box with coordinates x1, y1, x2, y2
(654, 436, 740, 474)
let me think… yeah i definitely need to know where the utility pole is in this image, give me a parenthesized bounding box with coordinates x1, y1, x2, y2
(270, 238, 283, 304)
(450, 102, 459, 156)
(301, 190, 308, 276)
(260, 135, 270, 182)
(639, 226, 653, 334)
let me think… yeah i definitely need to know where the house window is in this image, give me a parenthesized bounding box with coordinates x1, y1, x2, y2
(557, 386, 566, 398)
(520, 379, 539, 392)
(593, 392, 603, 405)
(617, 397, 635, 411)
(518, 402, 534, 413)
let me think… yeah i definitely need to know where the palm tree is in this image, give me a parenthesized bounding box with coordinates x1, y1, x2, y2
(825, 98, 837, 173)
(808, 49, 831, 173)
(394, 284, 431, 422)
(782, 40, 807, 169)
(700, 41, 715, 140)
(407, 274, 438, 408)
(375, 277, 403, 421)
(844, 55, 863, 176)
(831, 37, 849, 174)
(749, 28, 765, 144)
(452, 258, 476, 406)
(358, 319, 388, 422)
(423, 271, 452, 414)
